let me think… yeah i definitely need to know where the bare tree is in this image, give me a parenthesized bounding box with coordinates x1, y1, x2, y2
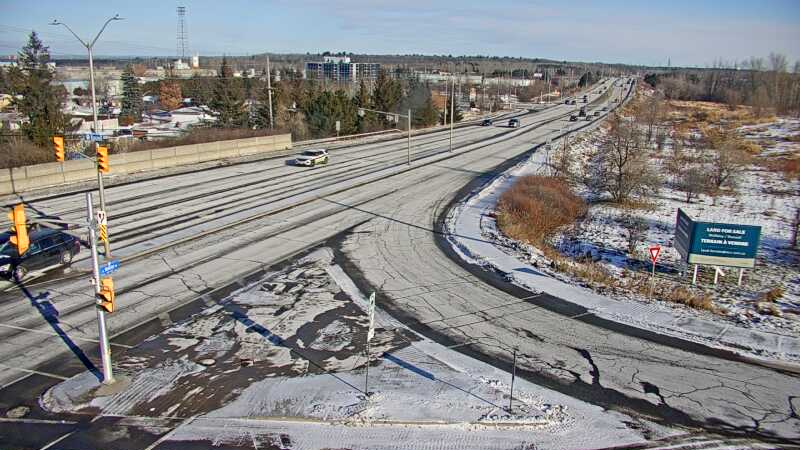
(675, 166, 711, 203)
(708, 136, 750, 203)
(620, 213, 648, 255)
(587, 113, 662, 203)
(638, 93, 665, 146)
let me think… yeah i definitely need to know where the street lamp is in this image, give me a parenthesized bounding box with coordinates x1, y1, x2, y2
(359, 107, 412, 165)
(51, 14, 123, 259)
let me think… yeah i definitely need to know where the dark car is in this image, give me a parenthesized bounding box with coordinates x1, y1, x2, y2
(0, 229, 81, 281)
(508, 118, 520, 128)
(594, 111, 601, 116)
(481, 118, 493, 126)
(569, 115, 578, 122)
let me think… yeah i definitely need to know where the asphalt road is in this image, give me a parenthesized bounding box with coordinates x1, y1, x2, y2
(5, 79, 792, 447)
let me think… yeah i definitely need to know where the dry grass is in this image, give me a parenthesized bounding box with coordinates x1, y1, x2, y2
(666, 100, 777, 134)
(111, 127, 284, 154)
(759, 287, 785, 303)
(762, 157, 800, 180)
(496, 176, 587, 246)
(0, 140, 54, 169)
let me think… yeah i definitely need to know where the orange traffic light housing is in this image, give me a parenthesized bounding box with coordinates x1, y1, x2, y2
(97, 146, 110, 173)
(7, 204, 29, 255)
(53, 136, 65, 162)
(96, 277, 115, 313)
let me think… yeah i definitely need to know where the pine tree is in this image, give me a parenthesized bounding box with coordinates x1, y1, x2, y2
(13, 31, 68, 146)
(120, 64, 143, 122)
(439, 95, 463, 125)
(372, 70, 401, 127)
(211, 56, 246, 128)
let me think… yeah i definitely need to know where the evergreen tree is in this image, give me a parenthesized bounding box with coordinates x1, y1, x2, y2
(353, 79, 379, 132)
(211, 56, 246, 127)
(120, 64, 143, 122)
(439, 95, 463, 125)
(372, 69, 401, 127)
(13, 31, 68, 146)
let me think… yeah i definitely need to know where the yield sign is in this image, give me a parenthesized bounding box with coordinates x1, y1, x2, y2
(649, 245, 661, 263)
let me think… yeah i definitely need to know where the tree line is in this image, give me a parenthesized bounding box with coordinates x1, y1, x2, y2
(643, 53, 800, 116)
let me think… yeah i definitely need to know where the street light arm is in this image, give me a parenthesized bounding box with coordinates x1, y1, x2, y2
(51, 21, 88, 48)
(89, 15, 123, 48)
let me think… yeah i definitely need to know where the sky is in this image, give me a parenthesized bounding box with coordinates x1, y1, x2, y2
(1, 0, 799, 67)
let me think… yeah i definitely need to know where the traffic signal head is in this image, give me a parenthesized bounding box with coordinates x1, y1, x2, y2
(96, 277, 115, 313)
(7, 204, 29, 255)
(53, 136, 65, 162)
(97, 146, 110, 173)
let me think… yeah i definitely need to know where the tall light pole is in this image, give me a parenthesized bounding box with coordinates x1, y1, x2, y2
(359, 107, 412, 165)
(51, 14, 123, 258)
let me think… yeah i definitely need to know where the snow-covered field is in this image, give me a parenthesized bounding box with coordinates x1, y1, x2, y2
(445, 111, 800, 363)
(41, 248, 661, 449)
(551, 117, 800, 336)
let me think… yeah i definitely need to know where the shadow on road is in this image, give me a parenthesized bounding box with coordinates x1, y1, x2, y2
(15, 281, 102, 381)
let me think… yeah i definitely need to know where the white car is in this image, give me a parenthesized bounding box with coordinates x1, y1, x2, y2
(295, 149, 329, 167)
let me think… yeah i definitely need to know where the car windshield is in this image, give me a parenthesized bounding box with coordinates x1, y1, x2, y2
(0, 240, 17, 257)
(302, 150, 323, 156)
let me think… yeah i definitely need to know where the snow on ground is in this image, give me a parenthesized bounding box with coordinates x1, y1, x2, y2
(445, 116, 800, 363)
(40, 247, 659, 449)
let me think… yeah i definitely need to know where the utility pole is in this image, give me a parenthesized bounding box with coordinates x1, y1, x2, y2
(52, 15, 123, 259)
(86, 193, 114, 384)
(266, 55, 274, 129)
(509, 348, 517, 413)
(449, 76, 455, 152)
(407, 109, 412, 165)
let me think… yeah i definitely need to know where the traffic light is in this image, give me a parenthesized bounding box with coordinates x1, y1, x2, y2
(53, 136, 65, 162)
(7, 204, 29, 255)
(97, 146, 110, 173)
(96, 277, 115, 313)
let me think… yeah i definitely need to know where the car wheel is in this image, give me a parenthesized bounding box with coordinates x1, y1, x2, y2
(60, 251, 73, 266)
(323, 157, 328, 164)
(13, 265, 27, 282)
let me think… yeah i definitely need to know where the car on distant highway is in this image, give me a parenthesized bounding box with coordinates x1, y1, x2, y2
(569, 115, 578, 122)
(0, 228, 81, 281)
(508, 118, 520, 128)
(594, 111, 601, 117)
(564, 99, 571, 104)
(601, 106, 609, 111)
(584, 115, 592, 121)
(481, 118, 493, 126)
(294, 149, 329, 167)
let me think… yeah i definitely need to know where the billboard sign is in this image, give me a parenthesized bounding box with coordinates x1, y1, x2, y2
(674, 209, 761, 269)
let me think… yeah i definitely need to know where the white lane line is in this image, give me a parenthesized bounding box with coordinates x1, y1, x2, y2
(141, 415, 199, 450)
(38, 430, 77, 450)
(0, 363, 69, 381)
(0, 417, 77, 425)
(0, 323, 133, 348)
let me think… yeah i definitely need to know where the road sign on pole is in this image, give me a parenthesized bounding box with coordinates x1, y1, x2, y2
(649, 245, 661, 264)
(365, 291, 376, 396)
(99, 259, 120, 277)
(367, 292, 376, 342)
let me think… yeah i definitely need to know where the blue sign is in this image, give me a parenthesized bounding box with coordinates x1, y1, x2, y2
(85, 133, 104, 142)
(674, 209, 761, 268)
(99, 259, 120, 277)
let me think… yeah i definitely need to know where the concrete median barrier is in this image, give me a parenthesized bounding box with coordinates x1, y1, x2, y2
(0, 133, 292, 195)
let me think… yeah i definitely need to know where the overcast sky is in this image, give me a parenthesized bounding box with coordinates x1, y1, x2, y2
(2, 0, 799, 67)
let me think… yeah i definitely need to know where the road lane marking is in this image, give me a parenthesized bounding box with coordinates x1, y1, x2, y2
(0, 363, 69, 381)
(0, 323, 133, 348)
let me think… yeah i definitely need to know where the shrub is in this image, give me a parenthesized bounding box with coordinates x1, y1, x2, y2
(0, 139, 54, 169)
(496, 176, 587, 246)
(759, 287, 784, 303)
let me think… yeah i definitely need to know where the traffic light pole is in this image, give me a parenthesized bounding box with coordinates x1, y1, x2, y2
(86, 192, 114, 384)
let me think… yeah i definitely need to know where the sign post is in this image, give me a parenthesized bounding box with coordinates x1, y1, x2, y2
(365, 292, 376, 396)
(648, 245, 661, 297)
(674, 208, 761, 285)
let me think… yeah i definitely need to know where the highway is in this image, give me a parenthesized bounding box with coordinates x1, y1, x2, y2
(1, 78, 796, 445)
